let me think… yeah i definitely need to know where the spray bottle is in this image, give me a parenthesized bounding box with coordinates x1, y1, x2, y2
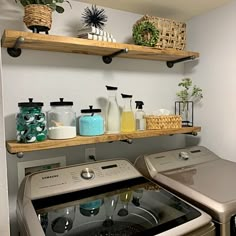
(135, 101, 146, 131)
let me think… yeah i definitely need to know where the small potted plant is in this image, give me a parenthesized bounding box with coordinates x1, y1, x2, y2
(15, 0, 71, 34)
(175, 78, 203, 127)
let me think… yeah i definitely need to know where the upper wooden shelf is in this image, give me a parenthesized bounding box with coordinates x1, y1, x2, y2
(1, 30, 199, 66)
(6, 126, 201, 154)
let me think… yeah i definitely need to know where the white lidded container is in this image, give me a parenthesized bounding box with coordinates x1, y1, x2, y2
(47, 98, 76, 139)
(105, 85, 120, 134)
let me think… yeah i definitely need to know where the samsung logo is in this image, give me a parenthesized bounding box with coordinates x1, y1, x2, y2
(42, 174, 59, 180)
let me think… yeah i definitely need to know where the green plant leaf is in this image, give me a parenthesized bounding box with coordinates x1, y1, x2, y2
(49, 3, 56, 11)
(44, 0, 53, 4)
(56, 5, 64, 13)
(177, 78, 203, 103)
(16, 0, 71, 12)
(19, 0, 29, 6)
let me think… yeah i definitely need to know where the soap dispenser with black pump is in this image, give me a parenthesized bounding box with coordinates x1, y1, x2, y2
(135, 101, 146, 131)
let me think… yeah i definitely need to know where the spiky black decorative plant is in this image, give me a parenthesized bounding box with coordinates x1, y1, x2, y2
(82, 5, 107, 29)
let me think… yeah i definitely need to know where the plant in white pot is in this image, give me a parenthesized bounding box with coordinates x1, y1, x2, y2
(15, 0, 72, 33)
(176, 78, 203, 127)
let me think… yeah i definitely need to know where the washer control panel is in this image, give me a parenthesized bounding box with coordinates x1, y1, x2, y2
(144, 146, 220, 175)
(29, 159, 141, 199)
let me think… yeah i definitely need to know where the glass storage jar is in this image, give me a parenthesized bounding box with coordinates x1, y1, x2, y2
(16, 98, 47, 143)
(79, 105, 104, 136)
(47, 98, 76, 139)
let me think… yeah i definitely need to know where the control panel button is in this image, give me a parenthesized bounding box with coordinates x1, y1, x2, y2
(179, 151, 189, 160)
(81, 168, 95, 180)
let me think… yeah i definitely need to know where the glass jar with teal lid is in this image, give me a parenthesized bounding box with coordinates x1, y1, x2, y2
(16, 98, 47, 143)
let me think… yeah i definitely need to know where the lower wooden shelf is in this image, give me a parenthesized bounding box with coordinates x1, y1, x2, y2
(6, 126, 201, 154)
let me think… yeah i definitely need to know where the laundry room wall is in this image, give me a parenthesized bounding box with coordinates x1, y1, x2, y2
(0, 43, 10, 236)
(185, 0, 236, 161)
(0, 1, 191, 235)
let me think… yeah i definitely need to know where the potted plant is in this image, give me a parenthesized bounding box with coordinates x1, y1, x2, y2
(175, 78, 203, 127)
(15, 0, 72, 34)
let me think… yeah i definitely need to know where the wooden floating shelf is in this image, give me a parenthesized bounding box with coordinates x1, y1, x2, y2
(6, 126, 201, 154)
(1, 30, 199, 63)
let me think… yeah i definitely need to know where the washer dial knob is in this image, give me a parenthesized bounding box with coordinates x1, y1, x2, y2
(81, 168, 95, 180)
(179, 151, 189, 160)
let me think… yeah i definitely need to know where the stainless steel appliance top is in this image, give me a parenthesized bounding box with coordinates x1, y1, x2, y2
(139, 146, 236, 222)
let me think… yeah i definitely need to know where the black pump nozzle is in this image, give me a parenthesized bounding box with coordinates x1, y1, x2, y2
(135, 101, 144, 109)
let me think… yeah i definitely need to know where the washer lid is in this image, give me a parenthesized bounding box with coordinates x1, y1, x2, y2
(32, 177, 211, 236)
(163, 159, 236, 203)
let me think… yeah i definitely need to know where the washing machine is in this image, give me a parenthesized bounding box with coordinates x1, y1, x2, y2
(134, 146, 236, 236)
(17, 159, 215, 236)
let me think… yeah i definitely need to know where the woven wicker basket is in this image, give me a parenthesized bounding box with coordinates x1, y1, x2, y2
(23, 4, 52, 31)
(145, 115, 182, 130)
(134, 15, 186, 50)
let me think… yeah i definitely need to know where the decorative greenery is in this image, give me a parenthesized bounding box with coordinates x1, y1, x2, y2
(15, 0, 72, 13)
(177, 78, 203, 103)
(133, 21, 159, 47)
(82, 5, 107, 29)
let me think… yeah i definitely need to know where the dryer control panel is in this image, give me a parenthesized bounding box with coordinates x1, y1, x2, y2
(144, 146, 220, 177)
(26, 159, 141, 200)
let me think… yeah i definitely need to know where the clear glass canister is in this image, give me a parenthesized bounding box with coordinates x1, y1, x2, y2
(16, 98, 47, 143)
(47, 98, 76, 139)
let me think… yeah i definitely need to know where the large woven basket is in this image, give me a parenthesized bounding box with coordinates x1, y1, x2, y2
(23, 4, 52, 31)
(145, 115, 182, 130)
(134, 15, 186, 50)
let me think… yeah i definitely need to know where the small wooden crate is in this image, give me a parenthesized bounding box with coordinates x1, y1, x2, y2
(145, 115, 182, 130)
(134, 15, 186, 50)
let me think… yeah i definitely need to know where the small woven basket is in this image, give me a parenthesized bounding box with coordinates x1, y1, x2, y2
(145, 115, 182, 130)
(133, 15, 186, 50)
(23, 4, 52, 31)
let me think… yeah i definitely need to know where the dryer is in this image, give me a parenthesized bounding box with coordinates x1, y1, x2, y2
(17, 159, 214, 236)
(135, 146, 236, 236)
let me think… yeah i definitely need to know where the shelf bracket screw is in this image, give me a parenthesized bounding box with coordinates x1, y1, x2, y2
(16, 152, 24, 158)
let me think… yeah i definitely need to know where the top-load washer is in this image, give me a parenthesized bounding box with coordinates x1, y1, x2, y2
(17, 159, 215, 236)
(135, 146, 236, 236)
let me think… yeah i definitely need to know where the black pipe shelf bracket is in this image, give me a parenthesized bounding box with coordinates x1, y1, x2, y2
(102, 48, 129, 64)
(120, 139, 133, 144)
(7, 36, 25, 58)
(185, 131, 198, 136)
(166, 55, 196, 68)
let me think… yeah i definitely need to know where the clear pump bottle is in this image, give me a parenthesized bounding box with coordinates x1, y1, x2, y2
(135, 101, 146, 131)
(121, 93, 135, 132)
(105, 86, 120, 134)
